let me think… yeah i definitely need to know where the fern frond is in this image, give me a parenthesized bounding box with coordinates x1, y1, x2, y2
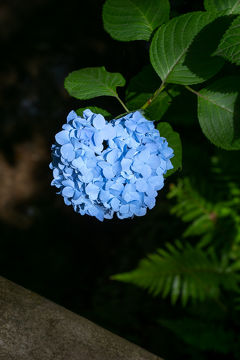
(168, 178, 216, 239)
(112, 241, 240, 306)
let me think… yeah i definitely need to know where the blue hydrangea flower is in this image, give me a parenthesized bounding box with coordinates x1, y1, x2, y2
(50, 109, 174, 221)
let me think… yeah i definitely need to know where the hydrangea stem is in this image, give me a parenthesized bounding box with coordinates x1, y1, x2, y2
(141, 82, 166, 110)
(185, 85, 200, 97)
(116, 95, 129, 113)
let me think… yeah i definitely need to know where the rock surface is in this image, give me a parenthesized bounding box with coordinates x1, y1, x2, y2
(0, 276, 162, 360)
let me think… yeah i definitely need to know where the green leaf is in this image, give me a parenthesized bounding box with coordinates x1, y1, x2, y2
(76, 107, 111, 118)
(64, 67, 125, 100)
(215, 15, 240, 65)
(102, 0, 170, 41)
(204, 0, 240, 14)
(183, 214, 214, 237)
(197, 76, 240, 150)
(150, 12, 231, 85)
(167, 178, 216, 238)
(157, 122, 182, 176)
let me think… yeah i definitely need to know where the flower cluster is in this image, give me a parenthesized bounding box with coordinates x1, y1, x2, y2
(50, 109, 174, 221)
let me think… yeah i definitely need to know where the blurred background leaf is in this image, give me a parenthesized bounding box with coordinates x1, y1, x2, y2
(112, 240, 240, 305)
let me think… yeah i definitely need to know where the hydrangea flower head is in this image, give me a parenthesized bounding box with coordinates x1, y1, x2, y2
(50, 109, 174, 221)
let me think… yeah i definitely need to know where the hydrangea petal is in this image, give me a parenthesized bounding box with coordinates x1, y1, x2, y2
(111, 198, 120, 211)
(144, 196, 156, 209)
(102, 124, 116, 140)
(121, 158, 132, 172)
(55, 130, 70, 145)
(140, 164, 152, 178)
(120, 204, 130, 214)
(53, 168, 60, 178)
(62, 186, 74, 198)
(67, 110, 77, 122)
(106, 149, 119, 164)
(166, 159, 174, 170)
(83, 109, 93, 119)
(85, 183, 100, 201)
(136, 149, 150, 162)
(93, 114, 106, 129)
(103, 166, 115, 179)
(135, 178, 148, 193)
(72, 156, 84, 169)
(62, 179, 75, 188)
(64, 197, 72, 206)
(88, 205, 104, 222)
(60, 143, 75, 161)
(162, 147, 174, 158)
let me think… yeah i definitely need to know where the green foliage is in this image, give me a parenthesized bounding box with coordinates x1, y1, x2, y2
(197, 77, 240, 150)
(167, 178, 216, 239)
(76, 107, 111, 118)
(157, 122, 182, 176)
(64, 67, 125, 100)
(64, 0, 240, 152)
(102, 0, 170, 41)
(150, 12, 227, 85)
(216, 15, 240, 65)
(112, 240, 240, 305)
(168, 169, 240, 249)
(204, 0, 240, 14)
(112, 158, 240, 310)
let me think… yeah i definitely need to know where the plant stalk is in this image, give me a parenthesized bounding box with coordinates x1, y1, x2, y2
(141, 82, 166, 110)
(116, 95, 129, 113)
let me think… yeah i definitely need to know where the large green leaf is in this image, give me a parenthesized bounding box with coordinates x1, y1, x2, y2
(215, 15, 240, 65)
(102, 0, 170, 41)
(64, 67, 125, 100)
(204, 0, 240, 14)
(150, 12, 231, 85)
(157, 122, 182, 176)
(197, 77, 240, 150)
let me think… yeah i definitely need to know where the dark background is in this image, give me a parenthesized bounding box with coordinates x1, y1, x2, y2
(0, 1, 218, 359)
